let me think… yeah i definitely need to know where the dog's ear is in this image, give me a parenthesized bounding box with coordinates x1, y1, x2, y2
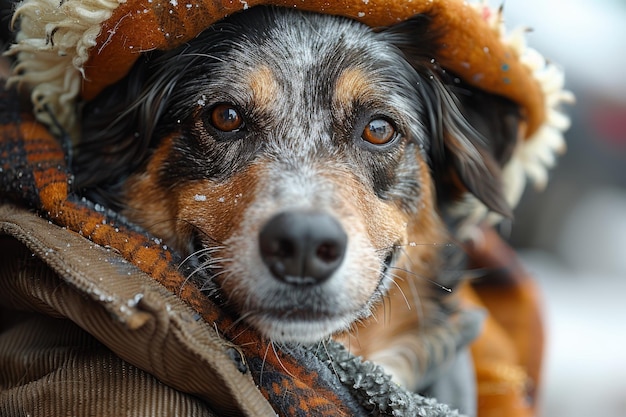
(381, 14, 522, 222)
(428, 79, 521, 220)
(75, 51, 185, 209)
(75, 55, 152, 198)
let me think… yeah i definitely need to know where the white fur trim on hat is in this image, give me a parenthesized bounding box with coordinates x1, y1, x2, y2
(6, 0, 123, 136)
(454, 4, 574, 239)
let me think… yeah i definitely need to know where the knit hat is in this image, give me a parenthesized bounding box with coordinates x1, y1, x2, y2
(6, 0, 573, 218)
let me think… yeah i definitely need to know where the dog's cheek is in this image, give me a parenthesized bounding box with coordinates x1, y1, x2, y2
(122, 136, 186, 249)
(401, 155, 447, 266)
(359, 151, 447, 292)
(330, 172, 409, 309)
(175, 167, 260, 249)
(359, 149, 437, 252)
(362, 194, 408, 253)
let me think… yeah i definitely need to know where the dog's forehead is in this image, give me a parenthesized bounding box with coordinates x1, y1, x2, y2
(240, 64, 385, 115)
(242, 52, 413, 145)
(223, 15, 403, 106)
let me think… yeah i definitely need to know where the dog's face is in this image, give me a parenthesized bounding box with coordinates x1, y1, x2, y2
(77, 7, 518, 344)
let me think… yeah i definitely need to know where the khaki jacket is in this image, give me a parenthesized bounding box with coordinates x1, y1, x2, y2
(0, 204, 275, 416)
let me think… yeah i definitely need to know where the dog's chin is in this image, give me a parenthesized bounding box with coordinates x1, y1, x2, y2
(248, 280, 392, 344)
(248, 313, 359, 344)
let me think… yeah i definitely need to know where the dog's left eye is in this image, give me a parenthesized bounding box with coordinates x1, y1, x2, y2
(362, 118, 397, 145)
(209, 103, 244, 132)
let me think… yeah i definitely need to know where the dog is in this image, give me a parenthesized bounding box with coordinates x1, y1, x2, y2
(73, 6, 520, 391)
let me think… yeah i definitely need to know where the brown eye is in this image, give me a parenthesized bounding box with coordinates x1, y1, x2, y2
(362, 118, 396, 145)
(210, 103, 244, 132)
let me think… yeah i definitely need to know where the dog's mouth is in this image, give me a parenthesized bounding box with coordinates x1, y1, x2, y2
(188, 223, 401, 343)
(267, 245, 397, 317)
(251, 244, 401, 343)
(261, 305, 339, 322)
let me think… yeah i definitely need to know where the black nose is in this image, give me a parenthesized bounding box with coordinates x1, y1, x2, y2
(259, 211, 347, 285)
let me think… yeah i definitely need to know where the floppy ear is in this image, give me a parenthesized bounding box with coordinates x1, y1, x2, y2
(428, 78, 521, 220)
(75, 55, 153, 203)
(381, 14, 522, 223)
(75, 51, 186, 209)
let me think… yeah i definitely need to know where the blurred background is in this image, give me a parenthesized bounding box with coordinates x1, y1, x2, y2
(505, 1, 626, 416)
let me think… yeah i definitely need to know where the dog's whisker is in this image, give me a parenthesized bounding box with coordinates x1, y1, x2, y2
(195, 256, 230, 270)
(175, 218, 225, 245)
(394, 246, 453, 293)
(270, 341, 295, 378)
(227, 310, 257, 334)
(367, 259, 426, 323)
(186, 254, 231, 276)
(398, 241, 455, 248)
(382, 269, 413, 311)
(203, 266, 229, 279)
(181, 255, 232, 296)
(259, 341, 272, 387)
(225, 312, 263, 344)
(198, 272, 229, 293)
(176, 273, 195, 297)
(372, 287, 389, 325)
(177, 52, 227, 63)
(364, 263, 405, 308)
(177, 246, 223, 270)
(374, 241, 455, 255)
(184, 263, 213, 282)
(405, 268, 426, 324)
(389, 265, 452, 294)
(321, 339, 340, 380)
(196, 263, 226, 274)
(193, 245, 227, 256)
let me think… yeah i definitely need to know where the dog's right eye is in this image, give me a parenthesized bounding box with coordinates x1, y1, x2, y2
(361, 118, 397, 145)
(209, 103, 244, 132)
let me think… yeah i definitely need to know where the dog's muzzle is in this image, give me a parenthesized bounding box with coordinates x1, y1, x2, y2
(259, 210, 347, 286)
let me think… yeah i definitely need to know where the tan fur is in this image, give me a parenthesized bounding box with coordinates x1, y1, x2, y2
(333, 68, 371, 110)
(123, 136, 182, 247)
(247, 66, 279, 111)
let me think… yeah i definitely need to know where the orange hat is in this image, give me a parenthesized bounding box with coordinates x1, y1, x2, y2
(7, 0, 573, 216)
